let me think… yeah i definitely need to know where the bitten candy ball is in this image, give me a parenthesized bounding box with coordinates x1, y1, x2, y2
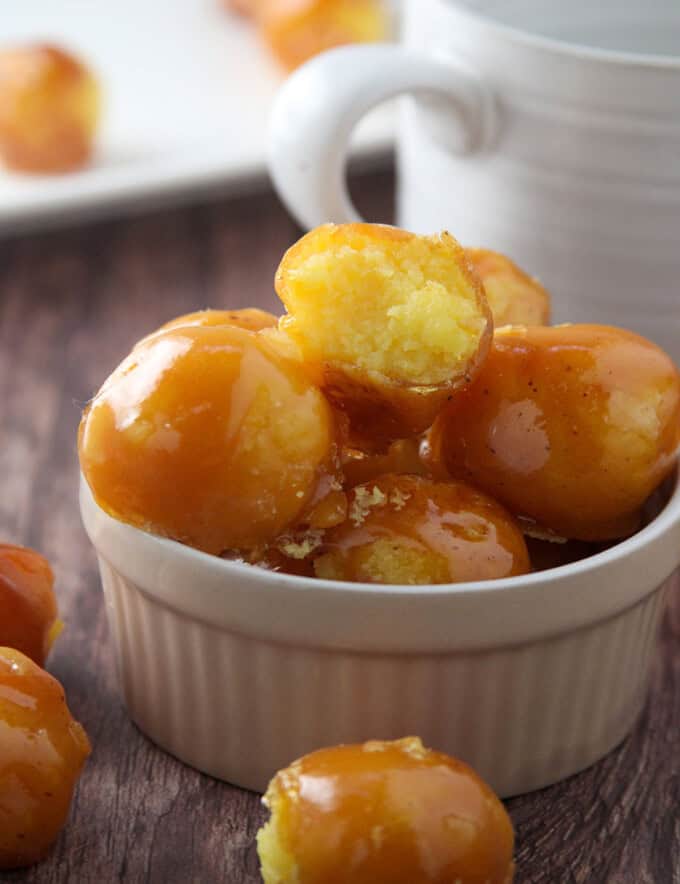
(257, 736, 515, 884)
(275, 223, 492, 444)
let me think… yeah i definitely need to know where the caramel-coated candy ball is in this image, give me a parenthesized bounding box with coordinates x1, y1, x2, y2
(429, 325, 680, 541)
(257, 736, 515, 884)
(0, 545, 61, 667)
(158, 307, 278, 334)
(276, 223, 492, 443)
(466, 248, 551, 327)
(0, 648, 90, 869)
(259, 0, 390, 71)
(79, 325, 340, 555)
(314, 474, 529, 584)
(0, 45, 99, 173)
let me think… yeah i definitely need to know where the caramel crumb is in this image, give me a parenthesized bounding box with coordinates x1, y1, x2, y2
(389, 488, 411, 511)
(350, 485, 386, 526)
(278, 530, 324, 560)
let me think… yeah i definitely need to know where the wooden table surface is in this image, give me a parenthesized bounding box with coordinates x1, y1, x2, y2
(1, 173, 678, 884)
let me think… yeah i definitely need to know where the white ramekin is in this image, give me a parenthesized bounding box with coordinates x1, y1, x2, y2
(80, 470, 680, 797)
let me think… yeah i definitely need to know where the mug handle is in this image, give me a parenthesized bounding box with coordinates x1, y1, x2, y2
(268, 43, 497, 230)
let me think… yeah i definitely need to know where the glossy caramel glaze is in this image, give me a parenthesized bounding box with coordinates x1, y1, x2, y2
(428, 325, 680, 541)
(79, 324, 340, 555)
(257, 736, 515, 884)
(467, 248, 551, 327)
(341, 438, 429, 487)
(0, 648, 90, 869)
(0, 45, 99, 173)
(314, 474, 529, 584)
(0, 545, 60, 667)
(158, 307, 278, 334)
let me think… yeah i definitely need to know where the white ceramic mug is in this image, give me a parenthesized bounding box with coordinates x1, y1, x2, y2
(269, 0, 680, 360)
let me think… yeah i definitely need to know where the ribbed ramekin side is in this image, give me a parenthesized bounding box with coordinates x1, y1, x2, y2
(97, 556, 669, 796)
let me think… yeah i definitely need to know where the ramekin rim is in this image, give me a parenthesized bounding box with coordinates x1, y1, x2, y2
(80, 464, 680, 598)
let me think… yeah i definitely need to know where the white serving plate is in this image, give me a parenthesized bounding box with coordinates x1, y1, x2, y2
(0, 0, 393, 236)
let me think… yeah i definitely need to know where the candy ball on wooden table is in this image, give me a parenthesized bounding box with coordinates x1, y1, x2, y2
(466, 248, 551, 327)
(258, 0, 390, 71)
(0, 648, 91, 869)
(78, 324, 341, 555)
(275, 223, 492, 446)
(0, 544, 61, 667)
(313, 474, 530, 584)
(0, 45, 100, 174)
(158, 307, 278, 334)
(428, 324, 680, 542)
(257, 736, 515, 884)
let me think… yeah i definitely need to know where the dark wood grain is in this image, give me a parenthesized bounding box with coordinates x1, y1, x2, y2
(0, 174, 678, 884)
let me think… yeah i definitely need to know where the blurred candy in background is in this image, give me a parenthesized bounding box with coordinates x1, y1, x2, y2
(226, 0, 391, 71)
(0, 0, 394, 235)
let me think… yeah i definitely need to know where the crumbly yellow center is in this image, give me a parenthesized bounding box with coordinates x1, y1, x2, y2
(257, 780, 300, 884)
(315, 539, 450, 585)
(281, 235, 487, 386)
